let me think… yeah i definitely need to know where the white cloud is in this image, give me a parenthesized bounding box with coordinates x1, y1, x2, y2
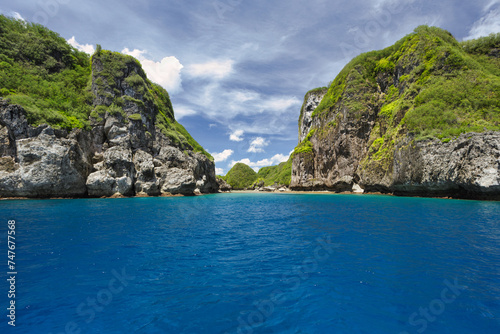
(181, 82, 301, 137)
(257, 153, 290, 166)
(258, 97, 301, 112)
(212, 96, 301, 140)
(67, 36, 95, 55)
(485, 0, 500, 12)
(229, 129, 244, 142)
(12, 12, 25, 22)
(212, 149, 234, 162)
(139, 56, 183, 93)
(225, 92, 300, 116)
(215, 167, 224, 175)
(122, 48, 183, 94)
(121, 48, 146, 59)
(248, 137, 269, 153)
(234, 90, 259, 102)
(186, 59, 234, 79)
(230, 158, 252, 167)
(174, 106, 197, 119)
(465, 2, 500, 40)
(229, 153, 290, 171)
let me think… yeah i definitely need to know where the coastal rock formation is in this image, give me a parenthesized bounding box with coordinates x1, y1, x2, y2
(291, 27, 500, 199)
(0, 17, 218, 198)
(388, 132, 500, 197)
(0, 102, 91, 197)
(216, 177, 232, 192)
(0, 53, 217, 198)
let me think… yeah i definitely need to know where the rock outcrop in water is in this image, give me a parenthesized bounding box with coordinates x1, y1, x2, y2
(216, 177, 232, 192)
(0, 53, 217, 198)
(291, 26, 500, 199)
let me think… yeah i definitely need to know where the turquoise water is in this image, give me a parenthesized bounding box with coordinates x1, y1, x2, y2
(0, 193, 499, 333)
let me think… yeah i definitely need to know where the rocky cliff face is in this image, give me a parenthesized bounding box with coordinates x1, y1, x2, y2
(216, 177, 232, 192)
(388, 132, 500, 197)
(0, 52, 218, 198)
(0, 101, 92, 197)
(291, 27, 500, 199)
(292, 108, 500, 199)
(298, 89, 327, 142)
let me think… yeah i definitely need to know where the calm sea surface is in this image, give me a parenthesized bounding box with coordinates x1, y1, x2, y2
(0, 193, 499, 333)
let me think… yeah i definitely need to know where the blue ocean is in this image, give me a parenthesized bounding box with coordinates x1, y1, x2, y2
(0, 193, 499, 333)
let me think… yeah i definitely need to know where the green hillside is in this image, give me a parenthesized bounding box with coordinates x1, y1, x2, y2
(253, 157, 292, 187)
(0, 15, 91, 129)
(221, 163, 258, 189)
(0, 15, 211, 160)
(294, 25, 500, 163)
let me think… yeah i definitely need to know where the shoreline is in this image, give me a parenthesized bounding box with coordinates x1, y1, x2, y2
(209, 189, 500, 201)
(229, 190, 500, 201)
(2, 190, 496, 202)
(0, 192, 190, 201)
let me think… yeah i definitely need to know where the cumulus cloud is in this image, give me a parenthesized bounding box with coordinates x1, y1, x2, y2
(215, 167, 225, 175)
(121, 48, 146, 59)
(211, 149, 234, 162)
(248, 137, 269, 153)
(465, 1, 500, 40)
(67, 36, 95, 55)
(229, 158, 253, 168)
(254, 153, 289, 166)
(229, 129, 244, 142)
(122, 48, 183, 93)
(229, 153, 290, 171)
(186, 59, 234, 79)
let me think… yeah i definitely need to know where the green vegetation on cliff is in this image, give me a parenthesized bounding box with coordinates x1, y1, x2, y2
(290, 26, 500, 193)
(0, 15, 92, 129)
(294, 26, 500, 168)
(0, 15, 212, 160)
(292, 129, 315, 156)
(90, 49, 211, 159)
(253, 157, 292, 187)
(313, 26, 500, 140)
(220, 163, 257, 189)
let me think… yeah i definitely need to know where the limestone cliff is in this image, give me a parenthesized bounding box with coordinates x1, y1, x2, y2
(84, 50, 217, 197)
(0, 50, 217, 198)
(0, 101, 91, 197)
(298, 88, 327, 142)
(291, 26, 500, 199)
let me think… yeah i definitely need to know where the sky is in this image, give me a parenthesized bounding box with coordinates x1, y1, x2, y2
(2, 0, 500, 174)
